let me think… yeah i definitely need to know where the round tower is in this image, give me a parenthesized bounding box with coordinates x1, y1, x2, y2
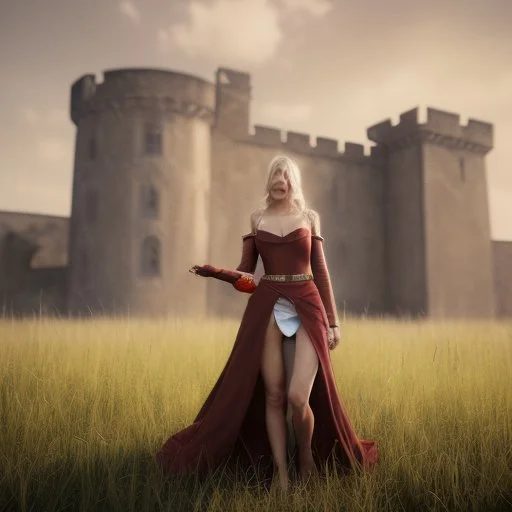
(68, 68, 215, 317)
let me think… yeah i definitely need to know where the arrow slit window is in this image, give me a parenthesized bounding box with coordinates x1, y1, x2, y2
(141, 184, 159, 219)
(144, 122, 162, 155)
(141, 235, 161, 277)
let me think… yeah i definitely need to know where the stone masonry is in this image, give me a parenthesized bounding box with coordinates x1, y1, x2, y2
(1, 67, 511, 319)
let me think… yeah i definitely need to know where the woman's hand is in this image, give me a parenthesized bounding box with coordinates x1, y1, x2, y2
(327, 326, 340, 350)
(189, 264, 217, 277)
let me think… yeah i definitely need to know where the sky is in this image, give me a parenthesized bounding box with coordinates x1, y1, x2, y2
(0, 0, 511, 240)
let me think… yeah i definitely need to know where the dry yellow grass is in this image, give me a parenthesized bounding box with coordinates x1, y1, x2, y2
(1, 316, 511, 511)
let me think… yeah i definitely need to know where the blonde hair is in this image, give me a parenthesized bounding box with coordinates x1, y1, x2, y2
(262, 155, 306, 212)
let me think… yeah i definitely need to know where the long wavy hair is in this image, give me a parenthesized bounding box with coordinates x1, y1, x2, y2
(262, 155, 306, 212)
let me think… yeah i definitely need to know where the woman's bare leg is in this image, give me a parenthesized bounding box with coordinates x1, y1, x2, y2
(260, 313, 289, 490)
(288, 325, 319, 480)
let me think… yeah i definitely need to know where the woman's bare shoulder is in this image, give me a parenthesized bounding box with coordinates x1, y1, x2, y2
(304, 208, 321, 235)
(250, 208, 266, 231)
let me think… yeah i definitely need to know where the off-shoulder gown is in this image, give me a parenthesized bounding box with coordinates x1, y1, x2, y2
(155, 228, 378, 478)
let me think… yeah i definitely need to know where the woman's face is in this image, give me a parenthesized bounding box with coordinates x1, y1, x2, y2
(269, 167, 291, 203)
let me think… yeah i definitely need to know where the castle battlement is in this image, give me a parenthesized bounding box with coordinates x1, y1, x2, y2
(245, 125, 368, 161)
(70, 68, 216, 125)
(367, 107, 493, 153)
(216, 68, 251, 91)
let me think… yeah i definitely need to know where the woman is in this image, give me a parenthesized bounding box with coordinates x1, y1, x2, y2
(155, 155, 377, 491)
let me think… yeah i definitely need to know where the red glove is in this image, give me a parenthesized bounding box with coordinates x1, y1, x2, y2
(189, 265, 256, 294)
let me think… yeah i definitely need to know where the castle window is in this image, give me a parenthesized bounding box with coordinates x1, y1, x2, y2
(85, 189, 98, 224)
(88, 137, 97, 160)
(144, 122, 162, 155)
(140, 184, 159, 219)
(141, 235, 161, 277)
(459, 157, 465, 182)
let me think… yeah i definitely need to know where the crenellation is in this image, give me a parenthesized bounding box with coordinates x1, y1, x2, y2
(425, 108, 461, 134)
(253, 125, 283, 145)
(70, 68, 215, 126)
(314, 137, 338, 155)
(216, 68, 251, 91)
(367, 106, 493, 152)
(366, 118, 394, 144)
(463, 119, 493, 148)
(70, 74, 97, 123)
(3, 65, 504, 320)
(343, 142, 365, 159)
(244, 126, 375, 161)
(284, 131, 311, 151)
(399, 108, 419, 127)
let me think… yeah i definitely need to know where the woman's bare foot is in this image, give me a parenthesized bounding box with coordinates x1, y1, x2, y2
(278, 468, 289, 492)
(299, 453, 317, 482)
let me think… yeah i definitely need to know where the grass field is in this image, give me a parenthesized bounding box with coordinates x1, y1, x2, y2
(1, 316, 511, 511)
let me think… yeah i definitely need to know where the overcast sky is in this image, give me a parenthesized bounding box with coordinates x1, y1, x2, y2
(1, 0, 511, 239)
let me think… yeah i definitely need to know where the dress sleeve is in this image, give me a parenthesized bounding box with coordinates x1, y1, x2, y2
(236, 234, 259, 274)
(236, 211, 262, 274)
(311, 236, 339, 327)
(308, 210, 339, 327)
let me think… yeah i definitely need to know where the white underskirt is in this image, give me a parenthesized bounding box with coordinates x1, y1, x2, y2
(273, 297, 301, 337)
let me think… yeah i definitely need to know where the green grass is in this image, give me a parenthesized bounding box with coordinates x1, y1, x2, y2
(1, 316, 511, 511)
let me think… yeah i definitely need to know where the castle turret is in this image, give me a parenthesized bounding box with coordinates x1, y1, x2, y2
(368, 107, 495, 318)
(214, 68, 251, 135)
(68, 68, 215, 316)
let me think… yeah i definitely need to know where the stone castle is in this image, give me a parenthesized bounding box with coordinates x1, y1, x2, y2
(1, 67, 511, 319)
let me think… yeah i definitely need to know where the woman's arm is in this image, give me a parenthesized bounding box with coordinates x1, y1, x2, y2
(308, 209, 339, 328)
(235, 211, 261, 274)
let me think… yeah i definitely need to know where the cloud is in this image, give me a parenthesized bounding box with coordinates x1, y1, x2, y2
(158, 0, 333, 65)
(260, 102, 312, 124)
(279, 0, 332, 17)
(119, 1, 141, 24)
(161, 0, 281, 65)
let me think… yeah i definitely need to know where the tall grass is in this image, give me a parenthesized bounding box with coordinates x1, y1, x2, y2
(1, 316, 511, 511)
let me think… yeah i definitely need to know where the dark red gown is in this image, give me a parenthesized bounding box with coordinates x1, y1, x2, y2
(155, 227, 378, 478)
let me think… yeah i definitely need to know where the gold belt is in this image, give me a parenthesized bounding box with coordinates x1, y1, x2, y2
(261, 273, 313, 282)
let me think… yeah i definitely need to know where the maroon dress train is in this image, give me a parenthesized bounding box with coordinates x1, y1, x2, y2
(155, 227, 378, 478)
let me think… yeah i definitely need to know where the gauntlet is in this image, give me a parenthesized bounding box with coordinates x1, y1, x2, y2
(189, 264, 256, 293)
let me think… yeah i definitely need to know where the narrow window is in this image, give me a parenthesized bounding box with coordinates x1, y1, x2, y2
(459, 157, 465, 182)
(141, 236, 161, 277)
(144, 122, 162, 155)
(140, 184, 159, 219)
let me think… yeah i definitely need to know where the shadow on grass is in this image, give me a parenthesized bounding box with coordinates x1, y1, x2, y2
(0, 447, 280, 512)
(1, 447, 511, 511)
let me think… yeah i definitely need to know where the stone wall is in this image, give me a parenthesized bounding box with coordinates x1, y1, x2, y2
(0, 211, 68, 267)
(0, 67, 506, 319)
(368, 107, 495, 318)
(209, 132, 386, 318)
(68, 68, 216, 317)
(493, 241, 512, 317)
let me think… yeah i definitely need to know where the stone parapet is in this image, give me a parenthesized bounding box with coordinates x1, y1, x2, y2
(367, 107, 493, 154)
(71, 68, 216, 124)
